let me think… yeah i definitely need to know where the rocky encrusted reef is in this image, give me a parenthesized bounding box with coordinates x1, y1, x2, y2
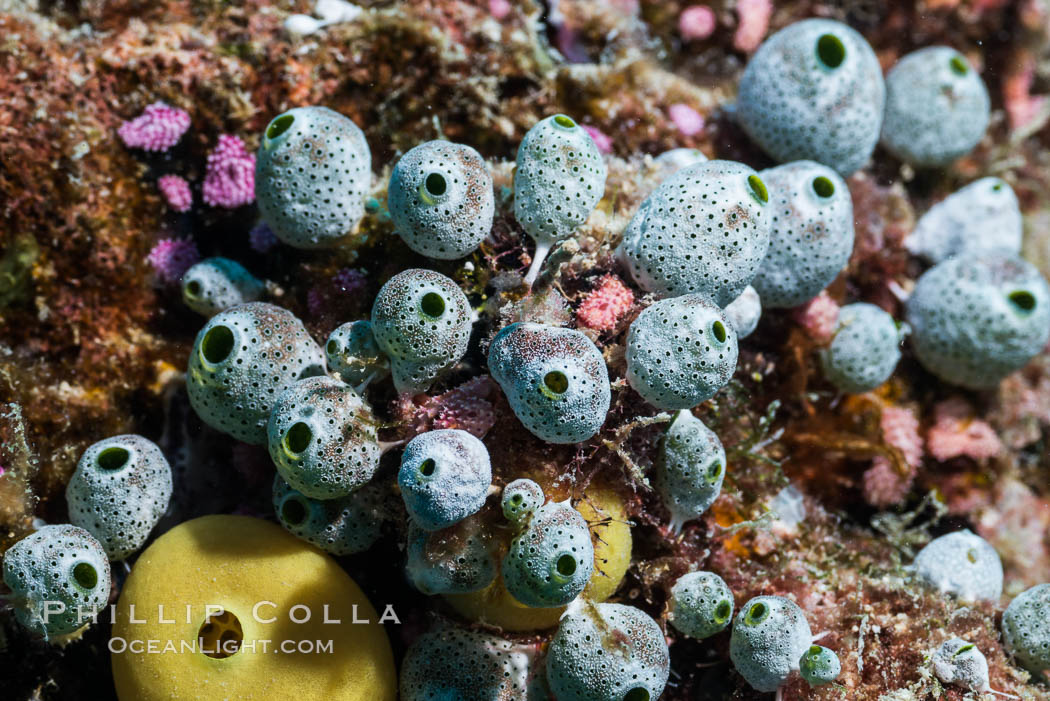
(2, 0, 1050, 699)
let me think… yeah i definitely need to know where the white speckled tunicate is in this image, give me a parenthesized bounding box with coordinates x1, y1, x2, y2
(1001, 583, 1050, 675)
(181, 257, 264, 317)
(389, 140, 494, 259)
(881, 47, 990, 168)
(906, 253, 1050, 389)
(255, 106, 372, 248)
(730, 595, 813, 693)
(514, 114, 607, 285)
(618, 160, 772, 306)
(626, 295, 739, 411)
(669, 570, 735, 640)
(820, 303, 904, 394)
(724, 285, 762, 338)
(905, 177, 1023, 264)
(488, 322, 610, 444)
(186, 302, 326, 444)
(272, 474, 389, 555)
(799, 645, 841, 686)
(325, 320, 390, 386)
(737, 19, 885, 176)
(397, 429, 492, 531)
(546, 602, 670, 701)
(914, 530, 1003, 602)
(502, 500, 594, 608)
(932, 638, 990, 692)
(501, 478, 545, 525)
(371, 269, 473, 394)
(66, 434, 172, 560)
(405, 516, 498, 595)
(267, 376, 380, 500)
(656, 410, 727, 534)
(751, 161, 854, 308)
(2, 525, 112, 638)
(400, 626, 535, 701)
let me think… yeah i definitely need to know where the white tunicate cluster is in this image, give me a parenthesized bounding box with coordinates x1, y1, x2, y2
(181, 257, 264, 317)
(913, 530, 1003, 602)
(66, 434, 172, 560)
(729, 595, 814, 693)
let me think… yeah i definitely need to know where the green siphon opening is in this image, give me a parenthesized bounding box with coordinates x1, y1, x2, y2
(747, 175, 768, 204)
(816, 34, 846, 68)
(714, 600, 732, 623)
(185, 280, 202, 297)
(284, 422, 312, 454)
(281, 497, 308, 526)
(556, 554, 577, 577)
(544, 371, 569, 395)
(707, 461, 723, 482)
(419, 458, 436, 477)
(425, 172, 447, 197)
(266, 114, 295, 141)
(745, 601, 769, 626)
(1008, 290, 1036, 313)
(326, 339, 339, 355)
(949, 55, 969, 76)
(97, 446, 130, 471)
(72, 562, 98, 589)
(712, 320, 727, 343)
(420, 292, 446, 318)
(201, 325, 234, 364)
(623, 688, 650, 701)
(812, 176, 835, 198)
(553, 114, 576, 129)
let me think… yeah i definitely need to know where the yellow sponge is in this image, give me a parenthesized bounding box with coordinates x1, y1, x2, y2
(111, 515, 396, 701)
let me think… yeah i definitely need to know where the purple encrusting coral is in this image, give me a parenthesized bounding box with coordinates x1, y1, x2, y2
(248, 222, 279, 253)
(202, 135, 255, 208)
(157, 175, 192, 212)
(117, 101, 190, 152)
(146, 238, 199, 285)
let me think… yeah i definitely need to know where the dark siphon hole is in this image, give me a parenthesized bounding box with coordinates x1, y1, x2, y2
(186, 280, 202, 297)
(544, 371, 569, 394)
(812, 176, 835, 198)
(816, 34, 846, 68)
(97, 446, 130, 471)
(284, 422, 312, 454)
(201, 325, 235, 364)
(281, 498, 308, 526)
(712, 321, 727, 343)
(266, 114, 295, 140)
(419, 458, 436, 477)
(556, 554, 577, 577)
(623, 688, 650, 701)
(1008, 290, 1036, 313)
(420, 292, 446, 318)
(425, 172, 447, 197)
(72, 562, 98, 589)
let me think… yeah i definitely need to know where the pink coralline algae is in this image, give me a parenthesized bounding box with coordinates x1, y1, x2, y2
(927, 397, 1003, 462)
(249, 222, 279, 253)
(488, 0, 511, 20)
(863, 405, 922, 508)
(582, 125, 613, 154)
(668, 103, 705, 136)
(146, 237, 200, 285)
(678, 5, 717, 41)
(401, 376, 498, 438)
(118, 101, 191, 152)
(576, 275, 634, 332)
(733, 0, 773, 53)
(202, 135, 256, 208)
(157, 175, 192, 212)
(792, 290, 840, 343)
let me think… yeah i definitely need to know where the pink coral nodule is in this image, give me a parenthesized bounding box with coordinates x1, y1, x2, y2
(118, 101, 191, 152)
(668, 103, 705, 137)
(147, 238, 200, 285)
(577, 275, 635, 332)
(158, 175, 192, 213)
(202, 134, 256, 209)
(679, 5, 717, 41)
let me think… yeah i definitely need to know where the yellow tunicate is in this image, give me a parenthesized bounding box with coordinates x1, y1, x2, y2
(444, 480, 632, 631)
(111, 515, 396, 701)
